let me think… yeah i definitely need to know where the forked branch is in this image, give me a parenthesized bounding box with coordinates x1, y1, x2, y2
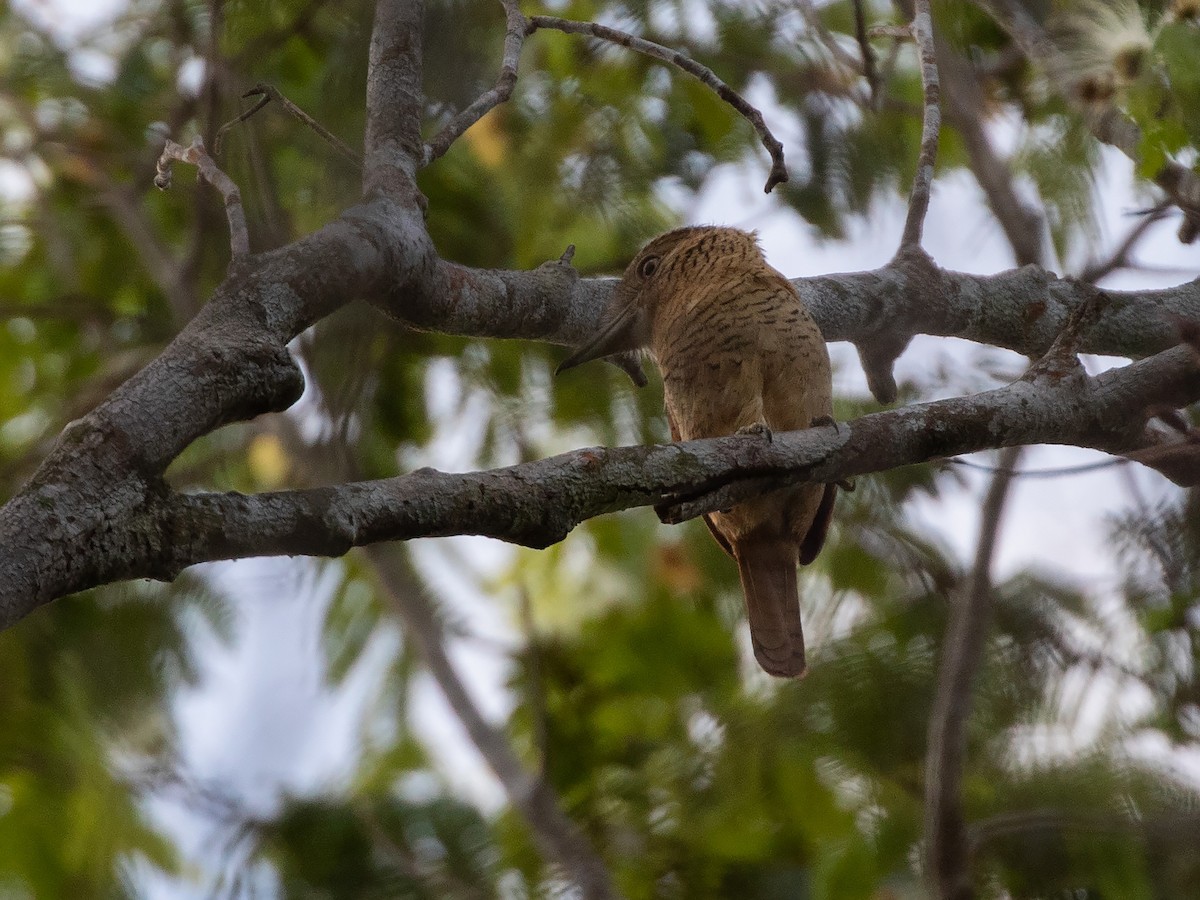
(424, 0, 529, 164)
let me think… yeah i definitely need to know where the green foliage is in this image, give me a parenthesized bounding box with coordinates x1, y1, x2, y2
(263, 792, 499, 898)
(1, 0, 1199, 896)
(0, 579, 222, 895)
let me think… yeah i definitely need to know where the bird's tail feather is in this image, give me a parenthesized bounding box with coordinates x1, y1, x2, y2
(734, 540, 805, 678)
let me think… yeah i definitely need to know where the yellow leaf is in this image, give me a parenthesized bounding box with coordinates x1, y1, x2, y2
(464, 112, 508, 168)
(248, 434, 289, 488)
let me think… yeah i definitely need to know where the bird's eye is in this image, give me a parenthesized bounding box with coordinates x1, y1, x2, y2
(638, 255, 660, 279)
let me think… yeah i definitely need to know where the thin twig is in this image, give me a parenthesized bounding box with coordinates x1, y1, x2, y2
(212, 93, 270, 155)
(852, 0, 880, 107)
(425, 0, 529, 164)
(1078, 201, 1173, 283)
(968, 807, 1200, 856)
(214, 83, 361, 170)
(528, 15, 788, 193)
(924, 445, 1022, 900)
(155, 136, 250, 258)
(947, 456, 1126, 478)
(899, 0, 941, 249)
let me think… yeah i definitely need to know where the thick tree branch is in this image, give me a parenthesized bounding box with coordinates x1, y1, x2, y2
(370, 255, 1200, 369)
(5, 342, 1193, 615)
(2, 0, 1197, 647)
(0, 208, 406, 627)
(364, 0, 427, 196)
(1, 205, 1197, 625)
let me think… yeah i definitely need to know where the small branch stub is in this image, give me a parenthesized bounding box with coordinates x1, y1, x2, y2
(1024, 282, 1106, 382)
(155, 136, 251, 258)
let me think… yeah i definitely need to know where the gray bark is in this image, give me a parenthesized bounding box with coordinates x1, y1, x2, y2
(1, 0, 1198, 636)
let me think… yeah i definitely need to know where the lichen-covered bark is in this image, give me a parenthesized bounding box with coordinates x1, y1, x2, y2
(1, 0, 1198, 638)
(4, 337, 1195, 624)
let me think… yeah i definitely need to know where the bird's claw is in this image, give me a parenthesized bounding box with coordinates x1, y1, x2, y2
(737, 422, 773, 442)
(811, 414, 839, 433)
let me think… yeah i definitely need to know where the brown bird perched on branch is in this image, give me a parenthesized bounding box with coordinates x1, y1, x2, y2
(558, 226, 836, 677)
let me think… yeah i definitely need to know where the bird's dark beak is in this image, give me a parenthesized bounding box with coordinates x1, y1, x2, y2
(556, 303, 643, 377)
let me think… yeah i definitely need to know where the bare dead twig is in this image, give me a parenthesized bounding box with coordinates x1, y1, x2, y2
(214, 83, 361, 170)
(155, 136, 250, 258)
(924, 445, 1022, 900)
(425, 0, 529, 164)
(528, 15, 789, 193)
(212, 93, 271, 154)
(899, 0, 941, 250)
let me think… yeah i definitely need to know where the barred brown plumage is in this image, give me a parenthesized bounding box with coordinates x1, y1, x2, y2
(558, 226, 836, 677)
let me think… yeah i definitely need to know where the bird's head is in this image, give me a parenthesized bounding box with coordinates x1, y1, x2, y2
(556, 226, 758, 375)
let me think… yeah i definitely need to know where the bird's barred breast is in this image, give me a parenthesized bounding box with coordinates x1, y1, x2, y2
(655, 270, 830, 440)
